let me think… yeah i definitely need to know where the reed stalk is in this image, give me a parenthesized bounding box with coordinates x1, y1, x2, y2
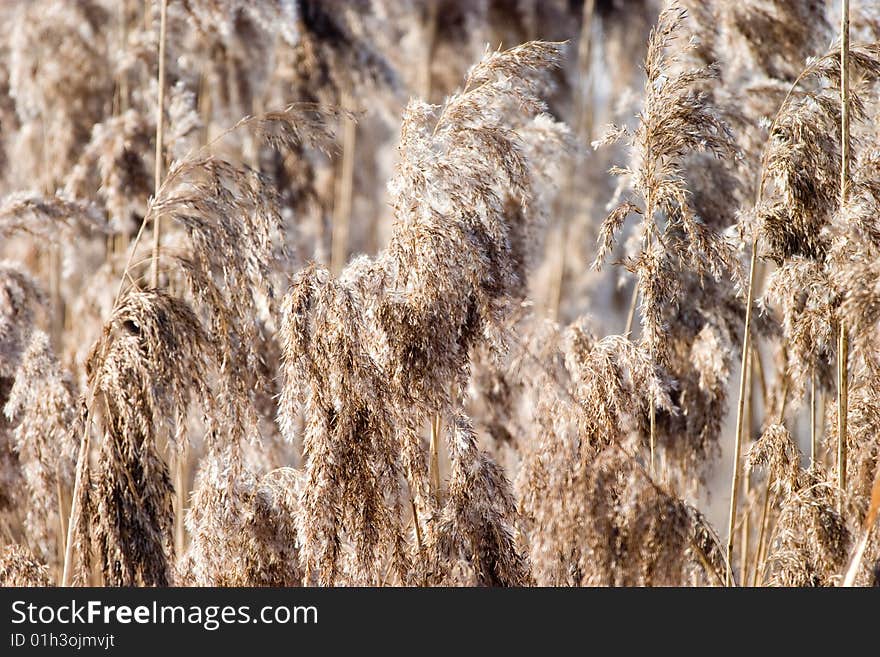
(727, 314, 755, 585)
(548, 0, 595, 320)
(150, 0, 168, 290)
(837, 0, 851, 499)
(810, 370, 817, 467)
(331, 89, 356, 276)
(429, 414, 441, 503)
(61, 408, 91, 587)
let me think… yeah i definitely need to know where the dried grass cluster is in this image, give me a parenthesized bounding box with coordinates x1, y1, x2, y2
(1, 0, 879, 588)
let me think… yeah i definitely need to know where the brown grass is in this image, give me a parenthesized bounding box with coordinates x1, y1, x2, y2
(1, 0, 879, 588)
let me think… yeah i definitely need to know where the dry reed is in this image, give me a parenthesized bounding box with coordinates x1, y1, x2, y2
(0, 0, 878, 590)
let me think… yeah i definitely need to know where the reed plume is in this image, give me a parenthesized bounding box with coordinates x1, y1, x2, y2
(3, 330, 77, 567)
(279, 40, 568, 585)
(747, 424, 852, 586)
(84, 290, 216, 585)
(3, 0, 880, 591)
(0, 544, 50, 587)
(594, 1, 742, 478)
(425, 414, 529, 586)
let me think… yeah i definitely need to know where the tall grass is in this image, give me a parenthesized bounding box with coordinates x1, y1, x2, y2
(1, 0, 879, 588)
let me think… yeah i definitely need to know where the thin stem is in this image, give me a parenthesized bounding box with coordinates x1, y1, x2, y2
(724, 51, 829, 586)
(751, 343, 768, 408)
(55, 463, 67, 572)
(757, 491, 788, 586)
(38, 92, 63, 350)
(750, 391, 792, 588)
(649, 391, 656, 476)
(643, 207, 656, 477)
(417, 2, 438, 100)
(820, 388, 828, 469)
(429, 414, 441, 503)
(547, 226, 567, 320)
(751, 484, 774, 587)
(837, 0, 851, 497)
(574, 0, 596, 141)
(840, 0, 851, 197)
(198, 62, 213, 146)
(410, 498, 424, 554)
(810, 369, 817, 467)
(331, 88, 356, 276)
(842, 530, 870, 587)
(61, 407, 92, 587)
(837, 323, 849, 492)
(726, 241, 758, 586)
(117, 0, 129, 115)
(842, 469, 880, 586)
(548, 0, 595, 320)
(404, 473, 427, 586)
(624, 282, 639, 336)
(777, 376, 791, 423)
(150, 0, 168, 290)
(740, 353, 755, 585)
(740, 474, 751, 585)
(174, 444, 188, 556)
